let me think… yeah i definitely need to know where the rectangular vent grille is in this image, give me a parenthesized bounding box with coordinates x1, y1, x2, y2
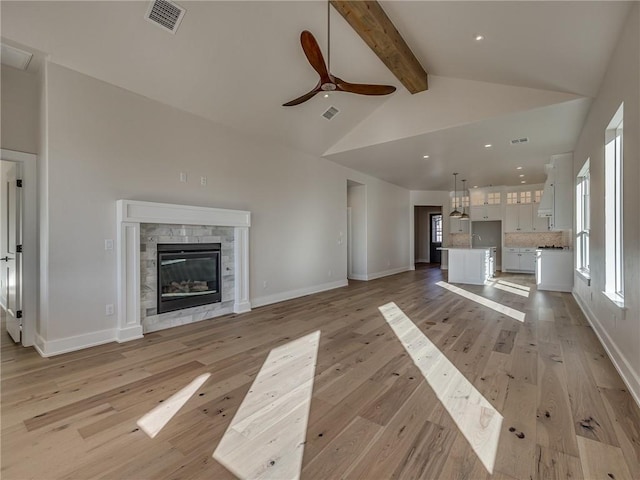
(510, 137, 529, 145)
(145, 0, 185, 34)
(322, 106, 339, 120)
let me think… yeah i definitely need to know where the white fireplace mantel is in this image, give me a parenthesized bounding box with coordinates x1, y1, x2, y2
(116, 200, 251, 342)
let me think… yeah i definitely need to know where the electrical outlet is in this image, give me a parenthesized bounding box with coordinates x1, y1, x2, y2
(263, 280, 268, 290)
(328, 269, 332, 277)
(105, 304, 114, 316)
(179, 172, 187, 183)
(104, 239, 113, 250)
(200, 176, 207, 186)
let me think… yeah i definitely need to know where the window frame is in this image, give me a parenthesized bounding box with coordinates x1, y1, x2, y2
(604, 103, 624, 307)
(576, 159, 590, 282)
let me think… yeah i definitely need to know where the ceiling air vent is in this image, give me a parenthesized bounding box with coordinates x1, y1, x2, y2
(145, 0, 185, 34)
(322, 106, 339, 121)
(510, 137, 529, 145)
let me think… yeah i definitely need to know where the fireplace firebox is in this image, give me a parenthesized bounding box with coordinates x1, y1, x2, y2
(157, 243, 222, 314)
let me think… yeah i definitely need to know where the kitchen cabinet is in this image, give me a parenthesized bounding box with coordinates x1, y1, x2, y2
(446, 248, 492, 285)
(505, 204, 533, 232)
(536, 249, 573, 292)
(470, 204, 502, 221)
(470, 190, 502, 221)
(503, 247, 536, 273)
(531, 204, 549, 232)
(449, 217, 470, 234)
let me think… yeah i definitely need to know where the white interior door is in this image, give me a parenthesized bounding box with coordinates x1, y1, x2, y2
(1, 161, 22, 343)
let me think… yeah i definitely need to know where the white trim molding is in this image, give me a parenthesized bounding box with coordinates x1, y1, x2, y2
(252, 280, 347, 309)
(34, 329, 116, 357)
(116, 200, 251, 342)
(1, 149, 37, 347)
(573, 291, 640, 409)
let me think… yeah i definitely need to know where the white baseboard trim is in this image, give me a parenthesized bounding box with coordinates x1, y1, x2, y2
(233, 301, 252, 314)
(573, 290, 640, 409)
(415, 258, 429, 264)
(34, 328, 117, 357)
(115, 325, 144, 343)
(348, 274, 368, 281)
(366, 266, 411, 281)
(252, 279, 348, 309)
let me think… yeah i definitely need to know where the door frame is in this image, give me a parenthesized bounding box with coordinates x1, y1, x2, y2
(429, 212, 443, 264)
(1, 149, 36, 347)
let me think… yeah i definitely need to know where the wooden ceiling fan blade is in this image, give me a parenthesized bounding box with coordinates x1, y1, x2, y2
(282, 84, 322, 106)
(300, 30, 331, 82)
(335, 78, 396, 96)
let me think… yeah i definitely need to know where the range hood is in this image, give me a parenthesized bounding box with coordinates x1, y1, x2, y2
(537, 164, 554, 217)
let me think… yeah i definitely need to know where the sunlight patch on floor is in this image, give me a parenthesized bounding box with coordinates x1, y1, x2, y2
(137, 372, 211, 438)
(436, 281, 526, 322)
(379, 302, 503, 474)
(497, 279, 531, 291)
(492, 282, 530, 298)
(213, 331, 320, 480)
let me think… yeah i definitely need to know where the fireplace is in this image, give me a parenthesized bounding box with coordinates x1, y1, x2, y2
(157, 243, 222, 314)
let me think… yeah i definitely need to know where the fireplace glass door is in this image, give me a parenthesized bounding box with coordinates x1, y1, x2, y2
(157, 243, 222, 314)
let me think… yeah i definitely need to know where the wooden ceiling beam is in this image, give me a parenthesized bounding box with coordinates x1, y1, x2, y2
(330, 0, 428, 94)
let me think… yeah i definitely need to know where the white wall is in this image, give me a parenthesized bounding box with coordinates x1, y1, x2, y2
(1, 67, 39, 154)
(572, 5, 640, 404)
(32, 62, 411, 349)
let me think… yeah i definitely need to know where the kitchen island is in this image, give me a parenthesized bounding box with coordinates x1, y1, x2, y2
(439, 247, 496, 285)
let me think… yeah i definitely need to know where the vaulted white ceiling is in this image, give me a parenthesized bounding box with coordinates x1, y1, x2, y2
(1, 1, 633, 190)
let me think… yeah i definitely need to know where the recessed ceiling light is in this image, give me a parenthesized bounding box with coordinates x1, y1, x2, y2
(516, 166, 523, 170)
(423, 155, 429, 159)
(484, 144, 492, 148)
(474, 34, 485, 41)
(521, 180, 526, 184)
(519, 174, 525, 177)
(473, 185, 478, 188)
(323, 93, 329, 98)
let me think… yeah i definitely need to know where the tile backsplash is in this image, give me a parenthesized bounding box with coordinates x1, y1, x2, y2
(450, 233, 471, 247)
(504, 232, 568, 248)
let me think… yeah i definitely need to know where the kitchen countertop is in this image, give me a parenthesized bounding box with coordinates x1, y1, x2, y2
(437, 246, 496, 250)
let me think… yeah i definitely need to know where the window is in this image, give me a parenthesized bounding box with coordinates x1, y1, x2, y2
(431, 214, 443, 243)
(604, 103, 624, 303)
(506, 192, 518, 204)
(576, 160, 590, 276)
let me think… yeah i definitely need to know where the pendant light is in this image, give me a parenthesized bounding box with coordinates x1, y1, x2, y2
(460, 179, 470, 220)
(450, 173, 462, 218)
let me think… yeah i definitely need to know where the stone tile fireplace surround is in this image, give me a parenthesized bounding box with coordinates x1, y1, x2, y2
(116, 200, 250, 342)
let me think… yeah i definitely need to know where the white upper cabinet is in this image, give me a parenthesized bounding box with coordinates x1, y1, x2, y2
(470, 190, 502, 221)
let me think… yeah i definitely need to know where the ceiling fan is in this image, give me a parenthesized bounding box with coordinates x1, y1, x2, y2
(282, 5, 396, 106)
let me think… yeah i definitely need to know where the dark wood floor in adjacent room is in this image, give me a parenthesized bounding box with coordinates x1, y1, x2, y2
(2, 265, 638, 479)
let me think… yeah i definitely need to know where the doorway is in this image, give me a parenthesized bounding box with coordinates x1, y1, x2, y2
(429, 213, 443, 264)
(347, 180, 366, 281)
(414, 205, 442, 265)
(1, 160, 22, 343)
(1, 149, 35, 347)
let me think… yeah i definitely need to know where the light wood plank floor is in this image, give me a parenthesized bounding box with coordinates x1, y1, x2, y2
(2, 265, 639, 479)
